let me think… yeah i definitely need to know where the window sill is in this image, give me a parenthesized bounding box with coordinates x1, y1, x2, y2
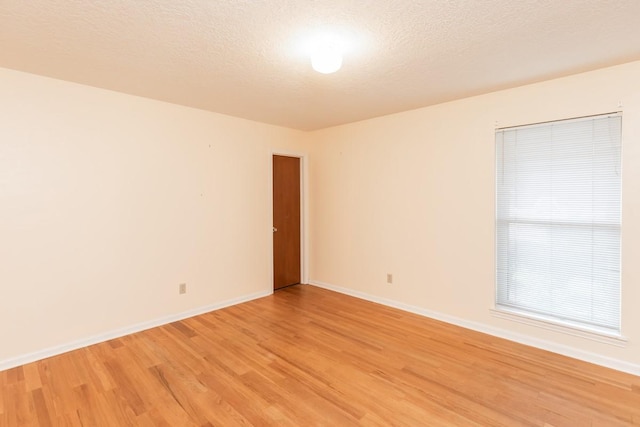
(490, 307, 627, 347)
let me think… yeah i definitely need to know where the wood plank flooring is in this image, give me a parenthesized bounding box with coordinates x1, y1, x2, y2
(1, 284, 639, 426)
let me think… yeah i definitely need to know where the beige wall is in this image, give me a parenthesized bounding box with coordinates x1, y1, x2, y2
(3, 60, 640, 373)
(308, 61, 640, 370)
(0, 68, 308, 364)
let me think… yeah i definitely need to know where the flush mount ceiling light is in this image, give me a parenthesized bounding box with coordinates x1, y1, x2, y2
(309, 35, 344, 74)
(310, 39, 343, 74)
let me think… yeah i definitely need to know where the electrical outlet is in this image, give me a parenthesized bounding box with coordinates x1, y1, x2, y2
(387, 274, 393, 284)
(179, 283, 187, 294)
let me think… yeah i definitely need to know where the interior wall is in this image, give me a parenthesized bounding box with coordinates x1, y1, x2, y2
(0, 67, 307, 365)
(308, 61, 640, 370)
(3, 60, 640, 374)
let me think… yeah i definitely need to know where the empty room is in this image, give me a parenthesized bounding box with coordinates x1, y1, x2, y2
(2, 0, 640, 425)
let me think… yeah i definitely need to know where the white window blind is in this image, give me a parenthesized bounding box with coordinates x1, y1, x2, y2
(495, 114, 621, 334)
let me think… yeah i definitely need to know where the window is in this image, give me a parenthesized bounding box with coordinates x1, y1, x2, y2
(495, 114, 621, 335)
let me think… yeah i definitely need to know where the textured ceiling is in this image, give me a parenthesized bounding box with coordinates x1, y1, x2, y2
(1, 1, 640, 130)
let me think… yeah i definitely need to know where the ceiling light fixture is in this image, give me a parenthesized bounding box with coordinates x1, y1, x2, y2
(310, 37, 343, 74)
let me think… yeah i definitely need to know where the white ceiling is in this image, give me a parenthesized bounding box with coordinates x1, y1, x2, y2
(2, 1, 640, 131)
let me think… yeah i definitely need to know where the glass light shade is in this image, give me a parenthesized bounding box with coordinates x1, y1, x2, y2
(310, 45, 342, 74)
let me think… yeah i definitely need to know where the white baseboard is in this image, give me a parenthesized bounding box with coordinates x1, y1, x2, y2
(0, 290, 272, 372)
(309, 280, 640, 377)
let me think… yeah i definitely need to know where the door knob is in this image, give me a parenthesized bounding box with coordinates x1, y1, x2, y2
(273, 227, 278, 232)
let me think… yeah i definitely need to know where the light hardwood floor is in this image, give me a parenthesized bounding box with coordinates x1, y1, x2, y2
(1, 285, 639, 426)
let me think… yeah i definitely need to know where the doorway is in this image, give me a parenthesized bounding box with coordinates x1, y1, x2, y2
(272, 155, 302, 290)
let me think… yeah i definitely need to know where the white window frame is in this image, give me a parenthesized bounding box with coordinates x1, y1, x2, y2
(493, 113, 625, 344)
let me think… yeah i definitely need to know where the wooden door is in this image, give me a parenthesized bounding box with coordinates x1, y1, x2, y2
(272, 155, 301, 290)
